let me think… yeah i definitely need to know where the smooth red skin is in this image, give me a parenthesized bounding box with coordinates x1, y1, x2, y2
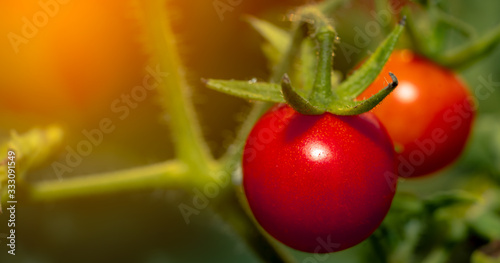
(359, 50, 475, 178)
(243, 105, 396, 253)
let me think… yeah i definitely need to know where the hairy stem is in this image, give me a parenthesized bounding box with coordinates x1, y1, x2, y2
(436, 9, 476, 38)
(299, 7, 337, 105)
(29, 160, 194, 201)
(311, 31, 336, 105)
(403, 7, 430, 57)
(137, 0, 213, 175)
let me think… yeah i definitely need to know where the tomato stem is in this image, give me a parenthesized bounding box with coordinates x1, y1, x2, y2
(28, 160, 194, 201)
(403, 7, 430, 57)
(310, 31, 336, 105)
(369, 233, 389, 263)
(295, 7, 338, 107)
(137, 0, 213, 176)
(434, 9, 476, 39)
(403, 2, 499, 70)
(436, 23, 500, 69)
(206, 3, 404, 116)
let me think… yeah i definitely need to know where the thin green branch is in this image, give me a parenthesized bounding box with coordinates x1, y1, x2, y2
(437, 23, 500, 69)
(310, 31, 336, 104)
(403, 7, 430, 56)
(137, 0, 213, 175)
(436, 9, 476, 38)
(29, 160, 193, 201)
(369, 233, 389, 263)
(297, 7, 337, 105)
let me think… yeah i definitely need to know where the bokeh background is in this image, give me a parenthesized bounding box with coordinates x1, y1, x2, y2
(1, 0, 500, 262)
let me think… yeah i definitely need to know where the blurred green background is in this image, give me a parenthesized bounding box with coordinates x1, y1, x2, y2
(1, 0, 500, 262)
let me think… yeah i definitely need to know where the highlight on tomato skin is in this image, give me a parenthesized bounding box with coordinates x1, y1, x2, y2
(242, 104, 397, 253)
(358, 49, 476, 178)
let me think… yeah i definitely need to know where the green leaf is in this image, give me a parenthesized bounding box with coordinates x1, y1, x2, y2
(435, 9, 476, 39)
(246, 16, 291, 68)
(326, 72, 398, 115)
(0, 126, 64, 180)
(390, 192, 425, 215)
(458, 115, 500, 177)
(245, 16, 290, 54)
(472, 242, 500, 263)
(424, 190, 478, 212)
(205, 79, 284, 103)
(262, 43, 283, 69)
(466, 188, 500, 240)
(469, 212, 500, 240)
(421, 247, 449, 263)
(0, 126, 64, 212)
(389, 219, 424, 263)
(337, 19, 405, 99)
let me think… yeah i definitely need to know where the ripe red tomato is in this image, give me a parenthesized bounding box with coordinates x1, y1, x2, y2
(243, 104, 396, 253)
(358, 50, 475, 178)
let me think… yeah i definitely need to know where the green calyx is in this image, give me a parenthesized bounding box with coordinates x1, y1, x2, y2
(205, 1, 405, 116)
(281, 74, 323, 115)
